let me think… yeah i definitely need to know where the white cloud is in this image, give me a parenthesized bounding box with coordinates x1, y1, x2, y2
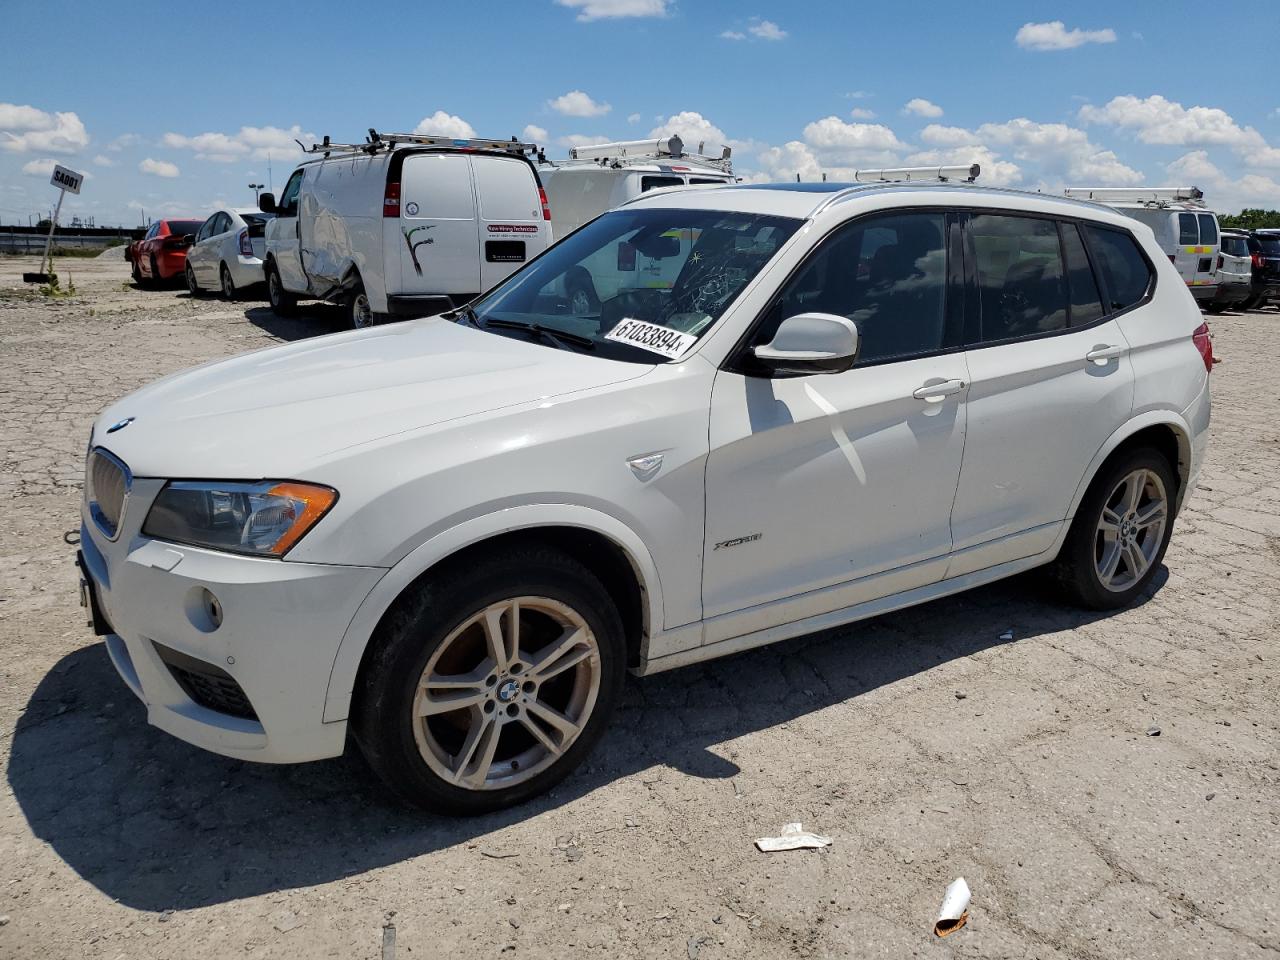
(753, 141, 825, 182)
(21, 158, 56, 177)
(92, 154, 114, 167)
(163, 124, 315, 162)
(971, 118, 1141, 186)
(1166, 150, 1280, 212)
(106, 133, 141, 152)
(560, 134, 614, 150)
(627, 113, 641, 124)
(522, 124, 549, 144)
(722, 18, 787, 41)
(548, 90, 611, 118)
(648, 112, 736, 152)
(0, 103, 90, 154)
(555, 0, 668, 21)
(844, 90, 872, 100)
(1015, 21, 1117, 51)
(139, 157, 180, 178)
(413, 111, 476, 140)
(802, 116, 905, 165)
(1079, 94, 1280, 168)
(903, 98, 944, 119)
(849, 108, 876, 120)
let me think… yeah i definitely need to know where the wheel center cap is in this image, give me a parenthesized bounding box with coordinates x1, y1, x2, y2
(497, 680, 520, 703)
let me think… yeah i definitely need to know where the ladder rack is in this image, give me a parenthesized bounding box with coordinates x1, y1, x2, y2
(1063, 186, 1205, 208)
(301, 130, 539, 157)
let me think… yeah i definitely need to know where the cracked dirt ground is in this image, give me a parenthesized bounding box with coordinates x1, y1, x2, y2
(0, 256, 1277, 960)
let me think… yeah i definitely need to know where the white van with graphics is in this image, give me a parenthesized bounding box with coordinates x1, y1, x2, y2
(1064, 187, 1220, 305)
(262, 132, 552, 328)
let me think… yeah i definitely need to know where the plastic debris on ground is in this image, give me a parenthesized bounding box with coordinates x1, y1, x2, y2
(754, 822, 832, 852)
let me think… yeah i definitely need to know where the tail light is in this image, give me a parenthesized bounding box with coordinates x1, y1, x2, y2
(1216, 254, 1224, 270)
(162, 235, 189, 249)
(383, 180, 401, 218)
(238, 229, 252, 257)
(1168, 254, 1177, 264)
(1253, 253, 1264, 269)
(538, 186, 551, 221)
(1192, 321, 1215, 373)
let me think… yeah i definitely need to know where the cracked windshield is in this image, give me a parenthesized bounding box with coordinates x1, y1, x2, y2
(462, 208, 800, 361)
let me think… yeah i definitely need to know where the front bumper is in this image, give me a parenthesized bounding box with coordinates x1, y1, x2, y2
(80, 477, 385, 763)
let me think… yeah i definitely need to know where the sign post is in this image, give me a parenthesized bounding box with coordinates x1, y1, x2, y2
(23, 164, 84, 284)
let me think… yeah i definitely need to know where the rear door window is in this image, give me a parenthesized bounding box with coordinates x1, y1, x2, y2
(1085, 225, 1153, 312)
(473, 158, 538, 221)
(1197, 214, 1218, 245)
(969, 214, 1069, 341)
(1061, 223, 1105, 327)
(641, 176, 683, 192)
(1178, 213, 1198, 245)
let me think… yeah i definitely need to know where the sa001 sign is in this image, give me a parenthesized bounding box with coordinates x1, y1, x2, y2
(50, 164, 84, 195)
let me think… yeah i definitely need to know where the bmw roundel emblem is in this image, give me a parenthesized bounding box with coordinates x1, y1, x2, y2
(106, 417, 135, 434)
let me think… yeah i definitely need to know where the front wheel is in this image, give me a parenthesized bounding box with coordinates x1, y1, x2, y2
(266, 262, 297, 316)
(1053, 448, 1176, 610)
(353, 546, 625, 814)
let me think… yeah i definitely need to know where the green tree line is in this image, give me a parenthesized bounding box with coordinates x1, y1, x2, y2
(1219, 209, 1280, 229)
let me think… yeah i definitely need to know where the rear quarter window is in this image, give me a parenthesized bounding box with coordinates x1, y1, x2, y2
(1085, 225, 1153, 312)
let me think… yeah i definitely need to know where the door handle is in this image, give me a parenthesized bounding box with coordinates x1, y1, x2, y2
(912, 379, 966, 402)
(1085, 344, 1126, 364)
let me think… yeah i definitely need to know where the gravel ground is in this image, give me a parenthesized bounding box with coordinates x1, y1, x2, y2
(1, 255, 1277, 960)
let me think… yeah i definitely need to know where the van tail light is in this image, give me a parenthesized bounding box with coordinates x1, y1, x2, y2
(538, 186, 551, 221)
(383, 181, 401, 218)
(1192, 321, 1215, 372)
(238, 229, 252, 257)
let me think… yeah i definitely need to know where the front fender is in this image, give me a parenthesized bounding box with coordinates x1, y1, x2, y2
(320, 503, 664, 723)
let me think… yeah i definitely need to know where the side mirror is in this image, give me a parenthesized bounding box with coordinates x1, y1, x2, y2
(752, 312, 859, 376)
(258, 192, 277, 214)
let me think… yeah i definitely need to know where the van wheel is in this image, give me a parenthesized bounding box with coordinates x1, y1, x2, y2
(353, 546, 624, 814)
(1053, 447, 1176, 610)
(566, 268, 599, 315)
(267, 262, 297, 316)
(346, 285, 376, 329)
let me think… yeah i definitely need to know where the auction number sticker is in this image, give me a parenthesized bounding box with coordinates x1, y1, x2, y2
(604, 318, 695, 358)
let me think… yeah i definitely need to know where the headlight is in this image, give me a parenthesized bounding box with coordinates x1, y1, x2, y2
(142, 481, 337, 557)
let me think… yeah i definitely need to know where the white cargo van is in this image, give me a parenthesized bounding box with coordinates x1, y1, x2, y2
(261, 132, 552, 328)
(1063, 187, 1220, 306)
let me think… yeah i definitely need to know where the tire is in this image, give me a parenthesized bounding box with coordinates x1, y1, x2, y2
(219, 264, 236, 301)
(1204, 302, 1225, 315)
(131, 259, 143, 286)
(1052, 447, 1177, 610)
(150, 255, 162, 286)
(566, 268, 600, 315)
(185, 263, 201, 297)
(266, 261, 298, 316)
(345, 282, 376, 329)
(353, 545, 625, 815)
(1240, 295, 1261, 312)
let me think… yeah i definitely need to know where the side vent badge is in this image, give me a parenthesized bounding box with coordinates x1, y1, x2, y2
(106, 417, 135, 434)
(627, 453, 664, 482)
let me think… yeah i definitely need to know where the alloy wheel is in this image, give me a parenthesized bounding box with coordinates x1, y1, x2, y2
(411, 597, 601, 791)
(1094, 468, 1168, 592)
(185, 265, 198, 295)
(221, 267, 235, 300)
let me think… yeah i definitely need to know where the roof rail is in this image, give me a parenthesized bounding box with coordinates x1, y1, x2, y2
(301, 130, 539, 157)
(564, 135, 733, 173)
(1063, 186, 1204, 207)
(852, 164, 981, 183)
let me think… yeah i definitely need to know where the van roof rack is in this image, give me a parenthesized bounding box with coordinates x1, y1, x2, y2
(562, 135, 733, 173)
(852, 164, 981, 183)
(1063, 186, 1205, 208)
(301, 130, 539, 158)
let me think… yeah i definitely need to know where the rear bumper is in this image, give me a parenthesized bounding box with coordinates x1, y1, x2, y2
(80, 492, 386, 763)
(227, 255, 266, 290)
(157, 250, 188, 278)
(1189, 284, 1218, 303)
(386, 293, 474, 318)
(1212, 282, 1252, 306)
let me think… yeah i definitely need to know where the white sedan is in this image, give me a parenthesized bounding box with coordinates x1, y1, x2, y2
(185, 208, 274, 300)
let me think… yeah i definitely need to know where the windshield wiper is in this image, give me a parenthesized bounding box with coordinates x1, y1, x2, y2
(447, 303, 482, 328)
(482, 317, 596, 352)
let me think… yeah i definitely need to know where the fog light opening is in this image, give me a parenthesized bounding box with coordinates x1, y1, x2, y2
(184, 586, 224, 633)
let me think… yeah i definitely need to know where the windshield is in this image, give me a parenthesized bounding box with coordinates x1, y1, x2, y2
(462, 207, 801, 362)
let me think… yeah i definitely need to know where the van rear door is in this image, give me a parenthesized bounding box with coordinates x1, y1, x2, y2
(398, 153, 482, 300)
(1175, 211, 1218, 294)
(472, 156, 549, 291)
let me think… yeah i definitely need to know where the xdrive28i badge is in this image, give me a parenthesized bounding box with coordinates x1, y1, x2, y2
(106, 417, 135, 433)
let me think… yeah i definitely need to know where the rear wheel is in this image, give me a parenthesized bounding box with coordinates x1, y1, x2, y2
(266, 262, 297, 316)
(1240, 295, 1261, 312)
(345, 283, 375, 329)
(1053, 448, 1176, 610)
(220, 264, 237, 301)
(353, 546, 624, 814)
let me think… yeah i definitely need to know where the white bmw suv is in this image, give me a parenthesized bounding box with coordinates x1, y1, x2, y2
(79, 179, 1212, 813)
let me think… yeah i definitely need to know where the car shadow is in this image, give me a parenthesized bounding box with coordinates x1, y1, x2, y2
(6, 567, 1166, 911)
(243, 305, 344, 342)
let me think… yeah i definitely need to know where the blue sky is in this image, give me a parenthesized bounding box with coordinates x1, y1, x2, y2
(3, 0, 1279, 226)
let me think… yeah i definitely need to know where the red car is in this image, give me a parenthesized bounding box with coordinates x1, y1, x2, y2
(126, 218, 205, 286)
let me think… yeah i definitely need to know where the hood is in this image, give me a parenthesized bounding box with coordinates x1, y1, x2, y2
(94, 318, 651, 478)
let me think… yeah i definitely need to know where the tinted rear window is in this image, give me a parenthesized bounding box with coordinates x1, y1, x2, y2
(1086, 225, 1153, 312)
(1197, 214, 1218, 245)
(167, 220, 204, 236)
(1258, 236, 1280, 255)
(641, 176, 683, 192)
(1178, 213, 1198, 245)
